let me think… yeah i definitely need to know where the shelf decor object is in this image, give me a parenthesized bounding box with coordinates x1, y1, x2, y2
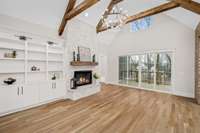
(3, 78, 16, 85)
(73, 51, 76, 61)
(0, 32, 66, 117)
(77, 53, 80, 61)
(4, 51, 17, 58)
(92, 54, 96, 62)
(78, 46, 91, 62)
(70, 61, 98, 66)
(0, 32, 65, 83)
(31, 66, 40, 71)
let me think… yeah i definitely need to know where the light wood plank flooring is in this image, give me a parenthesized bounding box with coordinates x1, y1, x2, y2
(0, 84, 200, 133)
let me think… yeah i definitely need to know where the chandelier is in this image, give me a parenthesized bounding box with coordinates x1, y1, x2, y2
(102, 4, 128, 29)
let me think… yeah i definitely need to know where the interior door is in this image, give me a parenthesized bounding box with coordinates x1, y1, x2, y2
(0, 85, 21, 114)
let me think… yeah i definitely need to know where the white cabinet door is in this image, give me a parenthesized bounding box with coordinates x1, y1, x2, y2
(39, 81, 54, 102)
(22, 83, 39, 107)
(54, 81, 66, 98)
(0, 85, 21, 114)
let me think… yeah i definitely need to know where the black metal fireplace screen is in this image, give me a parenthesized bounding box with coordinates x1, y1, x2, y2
(71, 71, 92, 89)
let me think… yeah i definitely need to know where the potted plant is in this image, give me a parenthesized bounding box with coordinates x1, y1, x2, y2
(93, 73, 100, 85)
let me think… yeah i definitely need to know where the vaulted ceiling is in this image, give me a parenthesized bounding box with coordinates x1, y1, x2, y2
(0, 0, 199, 31)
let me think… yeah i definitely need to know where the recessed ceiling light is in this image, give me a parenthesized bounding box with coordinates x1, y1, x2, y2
(84, 12, 89, 17)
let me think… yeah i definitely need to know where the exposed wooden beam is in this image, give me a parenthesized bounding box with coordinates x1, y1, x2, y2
(97, 2, 180, 33)
(96, 0, 123, 32)
(172, 0, 200, 14)
(125, 2, 179, 24)
(97, 0, 200, 33)
(97, 23, 119, 33)
(59, 0, 100, 36)
(64, 0, 100, 21)
(59, 0, 76, 36)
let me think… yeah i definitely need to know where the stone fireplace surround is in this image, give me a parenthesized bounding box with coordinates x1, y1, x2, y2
(66, 67, 101, 101)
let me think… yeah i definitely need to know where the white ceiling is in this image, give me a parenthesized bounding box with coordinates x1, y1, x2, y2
(0, 0, 199, 30)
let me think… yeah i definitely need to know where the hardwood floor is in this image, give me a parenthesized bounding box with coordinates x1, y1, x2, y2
(0, 84, 200, 133)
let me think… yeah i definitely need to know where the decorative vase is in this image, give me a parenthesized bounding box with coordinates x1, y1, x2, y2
(12, 51, 17, 58)
(31, 66, 37, 71)
(52, 74, 56, 80)
(73, 51, 76, 61)
(92, 54, 96, 62)
(4, 78, 16, 85)
(77, 53, 80, 61)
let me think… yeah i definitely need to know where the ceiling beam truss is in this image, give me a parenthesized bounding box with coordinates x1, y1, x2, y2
(97, 0, 200, 33)
(96, 0, 124, 33)
(59, 0, 77, 36)
(59, 0, 100, 36)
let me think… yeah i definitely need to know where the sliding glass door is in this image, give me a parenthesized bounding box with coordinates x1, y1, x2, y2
(140, 53, 155, 89)
(119, 51, 172, 92)
(155, 52, 172, 90)
(127, 55, 140, 87)
(119, 56, 128, 84)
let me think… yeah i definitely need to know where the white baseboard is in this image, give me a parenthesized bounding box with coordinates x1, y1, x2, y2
(172, 90, 194, 98)
(0, 97, 64, 117)
(106, 82, 194, 98)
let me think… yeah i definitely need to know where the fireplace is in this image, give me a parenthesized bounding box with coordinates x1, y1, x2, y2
(74, 71, 92, 87)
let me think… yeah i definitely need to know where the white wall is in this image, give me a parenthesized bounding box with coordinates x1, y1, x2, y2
(0, 13, 195, 98)
(64, 19, 99, 77)
(0, 14, 109, 87)
(107, 14, 195, 98)
(64, 19, 113, 83)
(0, 14, 62, 40)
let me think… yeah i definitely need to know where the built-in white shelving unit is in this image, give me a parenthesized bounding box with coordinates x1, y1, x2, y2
(0, 32, 65, 84)
(0, 32, 66, 117)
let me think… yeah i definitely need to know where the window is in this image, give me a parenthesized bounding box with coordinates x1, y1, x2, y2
(131, 17, 152, 32)
(119, 52, 172, 91)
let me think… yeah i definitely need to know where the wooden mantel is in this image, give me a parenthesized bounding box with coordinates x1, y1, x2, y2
(70, 61, 98, 66)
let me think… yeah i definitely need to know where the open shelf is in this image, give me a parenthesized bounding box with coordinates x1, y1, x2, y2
(48, 51, 63, 54)
(70, 61, 98, 66)
(0, 58, 25, 61)
(28, 71, 46, 73)
(28, 59, 46, 62)
(48, 60, 63, 62)
(0, 71, 25, 74)
(0, 37, 25, 45)
(27, 50, 46, 53)
(0, 33, 64, 84)
(0, 46, 25, 51)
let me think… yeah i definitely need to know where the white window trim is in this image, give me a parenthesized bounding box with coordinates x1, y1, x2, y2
(119, 49, 175, 94)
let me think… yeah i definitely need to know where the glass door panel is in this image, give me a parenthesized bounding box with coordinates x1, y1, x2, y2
(119, 56, 128, 85)
(140, 54, 155, 89)
(155, 52, 172, 91)
(118, 52, 172, 92)
(127, 55, 140, 87)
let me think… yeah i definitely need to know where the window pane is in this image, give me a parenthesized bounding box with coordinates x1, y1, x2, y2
(127, 55, 140, 87)
(131, 17, 152, 32)
(118, 52, 172, 92)
(155, 52, 172, 91)
(119, 56, 128, 84)
(140, 54, 155, 89)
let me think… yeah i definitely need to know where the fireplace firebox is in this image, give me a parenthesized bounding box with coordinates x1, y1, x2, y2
(73, 71, 92, 88)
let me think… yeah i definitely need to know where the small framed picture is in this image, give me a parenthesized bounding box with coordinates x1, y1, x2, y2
(78, 46, 91, 61)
